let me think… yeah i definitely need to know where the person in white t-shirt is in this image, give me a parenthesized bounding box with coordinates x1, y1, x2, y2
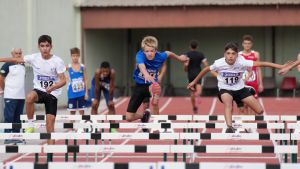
(0, 35, 66, 144)
(0, 48, 25, 144)
(187, 42, 286, 133)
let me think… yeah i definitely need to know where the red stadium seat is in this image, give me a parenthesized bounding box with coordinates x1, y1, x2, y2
(277, 76, 297, 97)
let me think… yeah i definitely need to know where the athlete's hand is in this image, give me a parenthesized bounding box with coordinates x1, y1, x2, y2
(46, 85, 55, 94)
(187, 81, 196, 91)
(108, 100, 114, 107)
(144, 74, 155, 83)
(278, 65, 292, 75)
(84, 92, 89, 100)
(12, 58, 25, 64)
(179, 55, 189, 63)
(258, 84, 264, 93)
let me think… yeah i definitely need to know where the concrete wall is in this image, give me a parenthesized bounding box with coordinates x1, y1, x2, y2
(0, 0, 81, 106)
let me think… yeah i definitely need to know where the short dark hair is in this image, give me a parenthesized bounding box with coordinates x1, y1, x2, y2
(100, 61, 110, 68)
(242, 34, 253, 42)
(70, 47, 80, 55)
(38, 35, 52, 45)
(224, 42, 239, 53)
(190, 40, 198, 49)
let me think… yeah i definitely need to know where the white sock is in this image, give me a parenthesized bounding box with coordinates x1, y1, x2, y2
(28, 119, 34, 127)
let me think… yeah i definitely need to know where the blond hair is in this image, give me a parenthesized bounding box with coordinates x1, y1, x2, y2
(141, 36, 158, 50)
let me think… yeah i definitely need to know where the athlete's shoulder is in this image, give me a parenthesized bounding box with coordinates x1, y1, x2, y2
(236, 55, 247, 62)
(26, 53, 41, 58)
(214, 57, 225, 65)
(156, 51, 168, 60)
(52, 55, 65, 63)
(252, 50, 260, 58)
(136, 50, 144, 56)
(110, 68, 116, 74)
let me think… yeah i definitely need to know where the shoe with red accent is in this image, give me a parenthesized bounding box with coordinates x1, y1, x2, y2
(149, 82, 161, 105)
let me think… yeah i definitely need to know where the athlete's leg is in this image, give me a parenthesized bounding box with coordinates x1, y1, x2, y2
(45, 93, 58, 145)
(195, 84, 202, 103)
(142, 97, 150, 111)
(68, 98, 77, 115)
(46, 114, 55, 144)
(25, 90, 39, 120)
(103, 90, 115, 115)
(241, 96, 264, 115)
(220, 93, 234, 127)
(126, 85, 150, 122)
(91, 90, 101, 115)
(149, 82, 161, 115)
(190, 90, 196, 109)
(78, 96, 86, 115)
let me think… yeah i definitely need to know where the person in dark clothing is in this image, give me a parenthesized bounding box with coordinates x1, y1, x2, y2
(184, 40, 211, 113)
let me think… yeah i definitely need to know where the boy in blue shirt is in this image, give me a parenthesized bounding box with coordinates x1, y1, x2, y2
(126, 36, 188, 131)
(67, 47, 88, 115)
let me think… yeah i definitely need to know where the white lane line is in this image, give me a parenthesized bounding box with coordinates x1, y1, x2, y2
(259, 98, 281, 163)
(192, 97, 217, 161)
(100, 97, 173, 162)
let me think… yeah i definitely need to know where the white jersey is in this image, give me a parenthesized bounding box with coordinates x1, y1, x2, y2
(24, 53, 66, 98)
(210, 56, 253, 91)
(1, 64, 25, 99)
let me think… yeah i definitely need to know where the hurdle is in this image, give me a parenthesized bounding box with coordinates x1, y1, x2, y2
(0, 132, 295, 141)
(5, 162, 300, 169)
(0, 145, 297, 163)
(0, 122, 286, 130)
(20, 114, 282, 121)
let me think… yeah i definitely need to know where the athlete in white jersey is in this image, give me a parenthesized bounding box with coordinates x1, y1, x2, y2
(0, 35, 66, 144)
(187, 42, 286, 133)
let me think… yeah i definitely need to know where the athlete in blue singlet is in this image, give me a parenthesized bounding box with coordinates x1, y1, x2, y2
(67, 47, 88, 115)
(91, 61, 116, 115)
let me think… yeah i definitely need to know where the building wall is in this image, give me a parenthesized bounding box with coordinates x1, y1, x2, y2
(0, 0, 81, 106)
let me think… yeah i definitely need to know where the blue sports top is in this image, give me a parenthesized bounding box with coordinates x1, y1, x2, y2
(67, 64, 85, 99)
(133, 50, 168, 84)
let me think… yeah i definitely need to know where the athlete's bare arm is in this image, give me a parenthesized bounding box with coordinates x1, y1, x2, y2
(158, 62, 167, 83)
(0, 57, 24, 64)
(255, 51, 264, 92)
(83, 66, 89, 100)
(46, 73, 66, 94)
(138, 64, 155, 83)
(109, 69, 116, 103)
(94, 68, 101, 100)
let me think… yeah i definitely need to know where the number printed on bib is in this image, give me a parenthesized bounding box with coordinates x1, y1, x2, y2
(37, 75, 55, 89)
(242, 71, 256, 82)
(71, 77, 85, 92)
(221, 72, 241, 85)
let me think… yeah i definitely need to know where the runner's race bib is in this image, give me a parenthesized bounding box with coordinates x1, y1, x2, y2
(37, 75, 55, 89)
(242, 71, 256, 82)
(221, 72, 241, 85)
(71, 77, 85, 92)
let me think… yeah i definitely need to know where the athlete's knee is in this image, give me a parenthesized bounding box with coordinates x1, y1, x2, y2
(143, 102, 149, 108)
(126, 116, 134, 122)
(91, 101, 99, 110)
(26, 94, 36, 104)
(126, 113, 134, 122)
(46, 116, 55, 132)
(256, 109, 264, 115)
